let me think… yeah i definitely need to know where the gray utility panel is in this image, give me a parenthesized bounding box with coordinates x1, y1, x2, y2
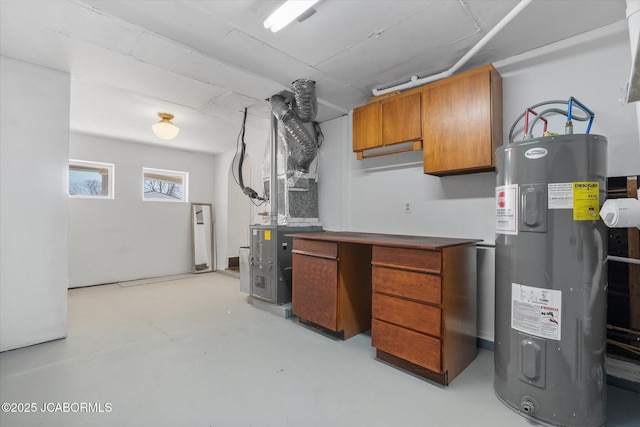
(249, 225, 321, 305)
(494, 134, 608, 427)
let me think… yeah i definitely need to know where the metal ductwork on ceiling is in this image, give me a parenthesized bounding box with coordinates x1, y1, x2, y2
(269, 79, 319, 174)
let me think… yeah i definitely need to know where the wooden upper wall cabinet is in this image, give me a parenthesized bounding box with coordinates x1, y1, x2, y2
(422, 64, 503, 175)
(352, 101, 382, 152)
(382, 90, 421, 145)
(352, 88, 422, 159)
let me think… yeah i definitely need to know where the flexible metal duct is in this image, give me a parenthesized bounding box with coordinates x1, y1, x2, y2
(292, 79, 318, 123)
(269, 80, 318, 173)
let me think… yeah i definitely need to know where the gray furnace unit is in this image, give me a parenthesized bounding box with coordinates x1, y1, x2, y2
(494, 99, 608, 427)
(250, 225, 321, 305)
(247, 79, 323, 309)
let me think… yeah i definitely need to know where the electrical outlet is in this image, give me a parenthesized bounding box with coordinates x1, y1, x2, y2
(404, 201, 411, 214)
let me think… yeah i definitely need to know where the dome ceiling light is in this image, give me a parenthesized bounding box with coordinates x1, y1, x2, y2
(152, 112, 180, 140)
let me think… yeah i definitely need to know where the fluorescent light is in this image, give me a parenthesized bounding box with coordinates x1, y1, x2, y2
(263, 0, 319, 33)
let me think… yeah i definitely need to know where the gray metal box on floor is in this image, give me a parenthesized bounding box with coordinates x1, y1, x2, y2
(239, 246, 250, 294)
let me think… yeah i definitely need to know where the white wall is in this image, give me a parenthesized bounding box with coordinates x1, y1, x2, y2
(68, 132, 215, 287)
(0, 57, 70, 351)
(226, 156, 252, 260)
(316, 21, 638, 342)
(212, 151, 233, 270)
(318, 116, 350, 231)
(496, 20, 639, 177)
(213, 118, 269, 270)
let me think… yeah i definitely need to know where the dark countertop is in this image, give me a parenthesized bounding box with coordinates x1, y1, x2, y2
(287, 231, 481, 250)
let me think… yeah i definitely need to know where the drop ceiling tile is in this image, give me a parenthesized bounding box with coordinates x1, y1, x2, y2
(315, 102, 347, 123)
(86, 0, 286, 97)
(71, 44, 226, 109)
(85, 0, 233, 45)
(464, 0, 520, 30)
(484, 0, 627, 60)
(316, 1, 479, 85)
(253, 0, 440, 66)
(59, 2, 144, 53)
(205, 28, 323, 89)
(313, 75, 371, 111)
(360, 39, 482, 93)
(248, 100, 272, 119)
(2, 0, 143, 55)
(131, 30, 283, 101)
(202, 91, 262, 116)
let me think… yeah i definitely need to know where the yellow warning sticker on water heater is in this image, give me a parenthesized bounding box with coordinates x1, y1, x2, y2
(264, 230, 271, 241)
(572, 182, 599, 221)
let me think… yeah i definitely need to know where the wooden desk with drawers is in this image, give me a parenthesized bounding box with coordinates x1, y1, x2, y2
(289, 231, 479, 385)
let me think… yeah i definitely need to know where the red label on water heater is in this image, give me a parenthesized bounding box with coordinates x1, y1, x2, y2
(497, 191, 506, 208)
(496, 184, 518, 235)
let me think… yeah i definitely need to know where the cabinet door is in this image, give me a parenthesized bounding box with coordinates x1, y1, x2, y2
(352, 102, 382, 152)
(292, 253, 338, 331)
(382, 90, 421, 146)
(422, 66, 498, 175)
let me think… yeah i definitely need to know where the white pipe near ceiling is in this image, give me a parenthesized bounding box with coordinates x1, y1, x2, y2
(626, 1, 640, 138)
(371, 0, 533, 96)
(629, 1, 640, 56)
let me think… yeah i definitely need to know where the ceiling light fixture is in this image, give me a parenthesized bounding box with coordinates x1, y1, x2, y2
(263, 0, 319, 33)
(152, 112, 180, 140)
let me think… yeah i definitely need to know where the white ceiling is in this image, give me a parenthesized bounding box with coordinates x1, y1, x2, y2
(0, 0, 629, 154)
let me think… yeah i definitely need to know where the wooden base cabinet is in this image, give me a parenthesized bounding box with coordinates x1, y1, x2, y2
(371, 244, 477, 385)
(292, 239, 372, 340)
(290, 231, 479, 385)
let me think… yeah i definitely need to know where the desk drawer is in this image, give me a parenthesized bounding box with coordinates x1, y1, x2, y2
(372, 266, 441, 305)
(372, 246, 441, 272)
(372, 293, 441, 337)
(372, 319, 441, 373)
(292, 239, 338, 259)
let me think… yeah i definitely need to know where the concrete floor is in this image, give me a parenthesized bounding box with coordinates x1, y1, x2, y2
(0, 272, 638, 427)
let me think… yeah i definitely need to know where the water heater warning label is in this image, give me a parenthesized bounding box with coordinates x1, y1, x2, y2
(496, 184, 518, 235)
(573, 182, 599, 221)
(548, 183, 573, 209)
(511, 283, 562, 341)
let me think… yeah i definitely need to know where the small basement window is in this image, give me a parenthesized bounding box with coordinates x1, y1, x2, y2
(143, 167, 188, 202)
(69, 159, 114, 199)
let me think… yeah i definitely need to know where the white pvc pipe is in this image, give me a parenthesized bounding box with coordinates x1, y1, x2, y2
(609, 255, 640, 266)
(372, 0, 533, 96)
(627, 1, 640, 137)
(628, 0, 640, 56)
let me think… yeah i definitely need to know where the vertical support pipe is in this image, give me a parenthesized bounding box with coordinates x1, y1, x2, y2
(270, 110, 278, 226)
